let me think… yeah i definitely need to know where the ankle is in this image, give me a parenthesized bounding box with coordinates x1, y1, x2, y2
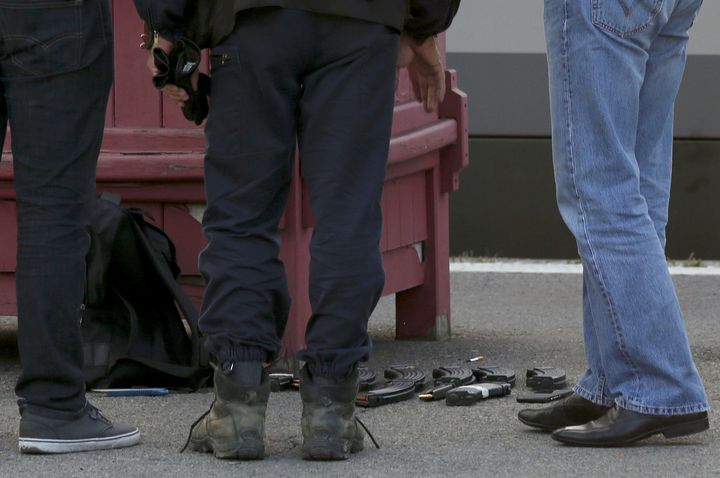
(221, 361, 264, 387)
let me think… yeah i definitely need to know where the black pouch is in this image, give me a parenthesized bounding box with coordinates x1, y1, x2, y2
(152, 38, 211, 125)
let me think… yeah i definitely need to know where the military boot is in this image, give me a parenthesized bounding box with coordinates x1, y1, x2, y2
(186, 362, 270, 460)
(300, 365, 365, 461)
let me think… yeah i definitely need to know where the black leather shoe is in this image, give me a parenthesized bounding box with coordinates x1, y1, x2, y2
(552, 405, 709, 446)
(518, 393, 611, 431)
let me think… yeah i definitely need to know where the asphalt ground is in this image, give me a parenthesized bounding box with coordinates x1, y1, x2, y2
(0, 271, 717, 477)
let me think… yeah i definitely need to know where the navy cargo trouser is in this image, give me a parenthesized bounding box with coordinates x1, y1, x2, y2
(0, 0, 113, 414)
(199, 8, 399, 379)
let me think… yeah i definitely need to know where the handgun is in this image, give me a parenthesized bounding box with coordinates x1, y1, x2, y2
(445, 383, 512, 406)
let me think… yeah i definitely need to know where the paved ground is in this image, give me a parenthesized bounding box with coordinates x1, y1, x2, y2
(0, 271, 717, 477)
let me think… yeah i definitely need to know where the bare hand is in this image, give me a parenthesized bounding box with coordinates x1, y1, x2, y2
(396, 34, 446, 113)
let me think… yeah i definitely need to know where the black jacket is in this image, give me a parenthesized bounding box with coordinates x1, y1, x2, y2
(135, 0, 460, 46)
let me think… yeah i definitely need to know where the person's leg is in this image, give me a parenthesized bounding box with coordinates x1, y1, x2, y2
(198, 9, 305, 365)
(190, 8, 309, 460)
(636, 1, 703, 249)
(544, 0, 707, 419)
(296, 17, 399, 381)
(517, 268, 613, 432)
(574, 270, 614, 407)
(1, 0, 139, 453)
(294, 15, 398, 460)
(3, 0, 112, 416)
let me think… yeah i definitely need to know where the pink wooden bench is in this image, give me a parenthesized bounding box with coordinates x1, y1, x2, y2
(0, 5, 468, 357)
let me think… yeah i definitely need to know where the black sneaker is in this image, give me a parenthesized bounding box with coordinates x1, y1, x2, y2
(19, 402, 140, 454)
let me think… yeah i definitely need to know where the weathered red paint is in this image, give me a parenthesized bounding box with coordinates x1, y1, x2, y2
(0, 9, 468, 353)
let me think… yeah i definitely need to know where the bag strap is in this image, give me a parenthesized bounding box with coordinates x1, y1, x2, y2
(126, 214, 206, 368)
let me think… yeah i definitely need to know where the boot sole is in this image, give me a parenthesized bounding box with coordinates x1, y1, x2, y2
(301, 438, 363, 461)
(19, 429, 140, 454)
(552, 416, 710, 447)
(190, 438, 265, 460)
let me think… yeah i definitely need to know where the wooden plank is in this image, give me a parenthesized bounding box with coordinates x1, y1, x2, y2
(104, 84, 115, 128)
(400, 175, 415, 246)
(388, 119, 457, 166)
(91, 183, 206, 204)
(382, 245, 425, 296)
(0, 273, 17, 316)
(278, 156, 312, 357)
(413, 172, 428, 242)
(0, 201, 17, 272)
(385, 179, 403, 250)
(101, 128, 204, 154)
(163, 204, 206, 276)
(112, 3, 162, 127)
(162, 96, 190, 129)
(391, 101, 437, 137)
(396, 166, 451, 340)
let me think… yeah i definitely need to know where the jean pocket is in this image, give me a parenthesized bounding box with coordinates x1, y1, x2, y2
(592, 0, 664, 37)
(0, 0, 85, 78)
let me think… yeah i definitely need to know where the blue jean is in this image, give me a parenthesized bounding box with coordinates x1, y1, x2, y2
(198, 9, 398, 379)
(544, 0, 708, 415)
(0, 0, 113, 414)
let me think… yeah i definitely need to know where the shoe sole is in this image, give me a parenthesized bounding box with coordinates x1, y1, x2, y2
(19, 429, 140, 454)
(552, 416, 710, 447)
(190, 438, 265, 460)
(301, 438, 363, 461)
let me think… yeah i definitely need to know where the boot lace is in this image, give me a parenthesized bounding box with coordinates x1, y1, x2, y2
(179, 398, 216, 453)
(355, 416, 380, 449)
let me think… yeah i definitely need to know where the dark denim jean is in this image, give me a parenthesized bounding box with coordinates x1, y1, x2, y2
(0, 0, 113, 414)
(199, 9, 399, 379)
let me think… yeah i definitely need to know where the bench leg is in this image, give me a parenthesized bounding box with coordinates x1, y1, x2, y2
(395, 167, 451, 340)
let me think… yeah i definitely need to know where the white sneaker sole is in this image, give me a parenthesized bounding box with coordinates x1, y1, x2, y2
(19, 429, 141, 454)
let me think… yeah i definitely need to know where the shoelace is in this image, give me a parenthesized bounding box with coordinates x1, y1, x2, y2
(355, 416, 380, 449)
(179, 398, 215, 453)
(88, 405, 113, 426)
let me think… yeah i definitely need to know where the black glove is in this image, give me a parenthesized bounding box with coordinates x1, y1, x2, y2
(152, 38, 211, 125)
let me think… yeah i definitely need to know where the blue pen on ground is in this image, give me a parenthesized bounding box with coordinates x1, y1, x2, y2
(90, 388, 170, 397)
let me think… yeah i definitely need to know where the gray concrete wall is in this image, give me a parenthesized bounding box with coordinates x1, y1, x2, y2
(446, 1, 719, 55)
(449, 138, 720, 260)
(444, 3, 720, 259)
(445, 2, 720, 138)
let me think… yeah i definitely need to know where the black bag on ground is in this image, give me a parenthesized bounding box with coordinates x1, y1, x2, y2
(82, 193, 211, 390)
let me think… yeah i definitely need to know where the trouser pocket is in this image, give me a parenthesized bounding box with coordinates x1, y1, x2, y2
(591, 0, 664, 37)
(0, 0, 109, 79)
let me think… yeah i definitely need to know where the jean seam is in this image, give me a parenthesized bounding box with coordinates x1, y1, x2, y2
(584, 271, 607, 388)
(591, 0, 665, 38)
(562, 0, 643, 402)
(574, 384, 613, 407)
(595, 374, 606, 402)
